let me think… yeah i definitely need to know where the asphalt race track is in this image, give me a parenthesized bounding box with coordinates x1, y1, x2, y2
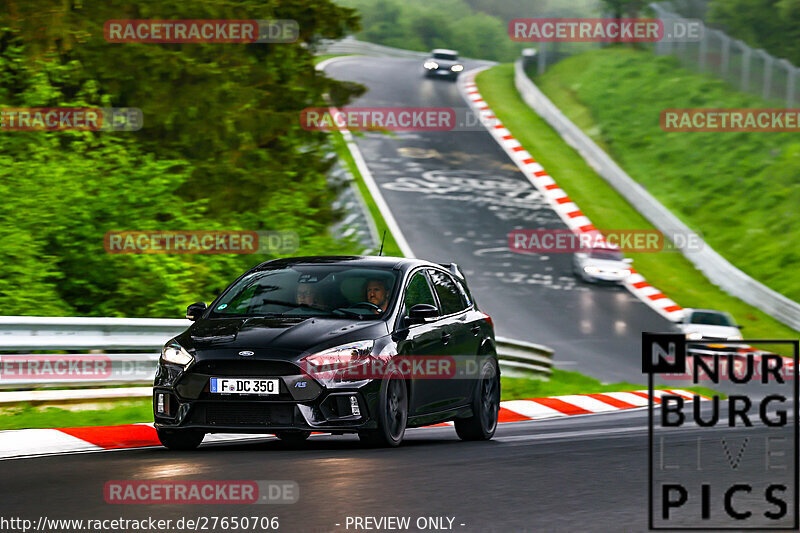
(2, 408, 794, 531)
(1, 57, 795, 533)
(324, 56, 674, 385)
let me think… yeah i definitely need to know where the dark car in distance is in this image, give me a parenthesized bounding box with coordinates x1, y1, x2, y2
(154, 256, 499, 449)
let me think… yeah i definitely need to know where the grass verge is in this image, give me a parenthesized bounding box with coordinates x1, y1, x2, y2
(313, 54, 352, 66)
(0, 370, 720, 429)
(475, 63, 800, 344)
(501, 370, 721, 401)
(532, 48, 800, 306)
(0, 400, 152, 431)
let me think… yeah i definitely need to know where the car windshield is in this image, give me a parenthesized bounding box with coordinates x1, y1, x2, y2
(210, 265, 399, 319)
(589, 249, 624, 261)
(432, 52, 457, 61)
(689, 311, 736, 327)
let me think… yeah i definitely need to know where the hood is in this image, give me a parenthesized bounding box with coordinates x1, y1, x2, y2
(177, 316, 389, 360)
(428, 57, 460, 68)
(679, 323, 741, 340)
(583, 258, 629, 271)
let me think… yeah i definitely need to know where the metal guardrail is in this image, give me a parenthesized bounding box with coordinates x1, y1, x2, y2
(514, 58, 800, 331)
(315, 37, 493, 65)
(495, 337, 554, 378)
(316, 37, 433, 60)
(0, 318, 553, 392)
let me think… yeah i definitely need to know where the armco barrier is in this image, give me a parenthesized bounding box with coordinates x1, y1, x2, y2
(495, 337, 553, 378)
(315, 37, 493, 65)
(316, 37, 431, 60)
(514, 58, 800, 331)
(0, 317, 553, 395)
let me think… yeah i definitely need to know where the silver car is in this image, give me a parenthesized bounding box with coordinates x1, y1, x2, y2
(423, 49, 464, 80)
(572, 247, 633, 284)
(678, 308, 744, 341)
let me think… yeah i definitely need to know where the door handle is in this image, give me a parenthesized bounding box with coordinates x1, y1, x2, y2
(471, 325, 481, 336)
(441, 332, 451, 345)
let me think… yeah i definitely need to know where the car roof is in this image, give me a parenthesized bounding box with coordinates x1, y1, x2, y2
(252, 255, 442, 273)
(431, 48, 458, 56)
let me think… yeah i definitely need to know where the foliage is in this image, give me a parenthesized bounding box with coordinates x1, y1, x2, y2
(707, 0, 800, 65)
(337, 0, 520, 62)
(0, 0, 366, 317)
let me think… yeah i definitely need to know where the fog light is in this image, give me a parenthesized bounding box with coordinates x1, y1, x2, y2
(349, 395, 361, 416)
(157, 393, 168, 415)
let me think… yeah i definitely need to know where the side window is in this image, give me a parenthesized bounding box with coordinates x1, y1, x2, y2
(454, 277, 472, 308)
(402, 271, 437, 316)
(428, 270, 467, 315)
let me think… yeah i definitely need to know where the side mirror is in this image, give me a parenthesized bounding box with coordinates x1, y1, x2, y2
(186, 302, 207, 321)
(406, 303, 439, 325)
(737, 325, 745, 330)
(623, 258, 634, 264)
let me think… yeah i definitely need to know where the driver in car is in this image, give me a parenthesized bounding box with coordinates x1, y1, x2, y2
(365, 278, 390, 312)
(296, 283, 321, 308)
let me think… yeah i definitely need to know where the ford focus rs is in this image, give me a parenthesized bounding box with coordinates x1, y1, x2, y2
(154, 256, 499, 449)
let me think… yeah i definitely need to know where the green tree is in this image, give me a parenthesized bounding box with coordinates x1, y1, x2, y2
(0, 0, 366, 317)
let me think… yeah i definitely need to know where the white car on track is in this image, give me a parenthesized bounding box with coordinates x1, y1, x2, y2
(572, 246, 633, 284)
(677, 308, 744, 341)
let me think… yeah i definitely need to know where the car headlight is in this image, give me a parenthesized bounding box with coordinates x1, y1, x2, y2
(301, 341, 377, 385)
(302, 341, 374, 373)
(450, 64, 464, 72)
(161, 342, 193, 367)
(584, 266, 600, 274)
(686, 332, 703, 341)
(424, 61, 439, 70)
(727, 335, 743, 341)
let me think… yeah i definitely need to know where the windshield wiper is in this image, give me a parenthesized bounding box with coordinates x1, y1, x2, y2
(331, 308, 368, 319)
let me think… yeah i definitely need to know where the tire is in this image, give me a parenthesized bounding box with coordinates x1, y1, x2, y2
(455, 360, 500, 441)
(358, 370, 408, 447)
(156, 428, 205, 450)
(274, 430, 311, 444)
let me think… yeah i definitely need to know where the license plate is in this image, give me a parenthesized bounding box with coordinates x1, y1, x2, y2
(209, 378, 279, 395)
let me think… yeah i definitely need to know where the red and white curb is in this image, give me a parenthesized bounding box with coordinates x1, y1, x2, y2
(0, 390, 701, 460)
(458, 70, 683, 322)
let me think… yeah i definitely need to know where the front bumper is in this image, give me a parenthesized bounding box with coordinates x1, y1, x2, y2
(153, 360, 381, 433)
(584, 271, 629, 283)
(425, 68, 459, 78)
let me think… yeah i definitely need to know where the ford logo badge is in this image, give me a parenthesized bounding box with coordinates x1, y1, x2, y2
(238, 350, 254, 357)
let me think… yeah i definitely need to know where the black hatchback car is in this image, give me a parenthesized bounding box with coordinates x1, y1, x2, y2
(154, 256, 499, 449)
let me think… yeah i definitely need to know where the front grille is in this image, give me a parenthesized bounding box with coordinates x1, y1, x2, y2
(192, 360, 300, 377)
(191, 403, 296, 426)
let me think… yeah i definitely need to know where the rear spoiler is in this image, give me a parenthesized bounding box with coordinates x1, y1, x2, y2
(438, 262, 465, 280)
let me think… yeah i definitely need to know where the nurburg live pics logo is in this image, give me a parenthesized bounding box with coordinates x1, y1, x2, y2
(642, 333, 799, 530)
